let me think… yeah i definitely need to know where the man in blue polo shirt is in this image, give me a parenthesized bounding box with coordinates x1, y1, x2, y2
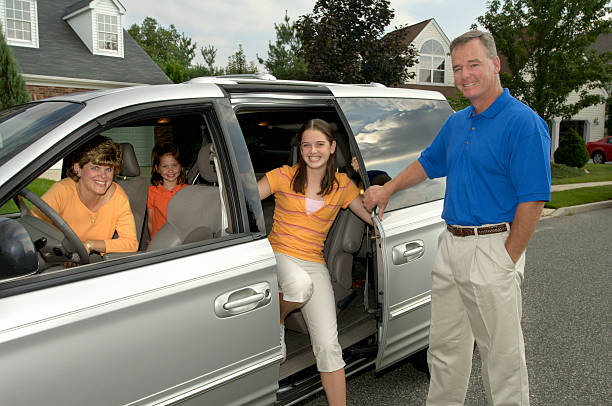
(364, 30, 550, 406)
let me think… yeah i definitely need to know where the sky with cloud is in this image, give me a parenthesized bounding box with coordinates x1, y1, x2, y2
(121, 0, 488, 69)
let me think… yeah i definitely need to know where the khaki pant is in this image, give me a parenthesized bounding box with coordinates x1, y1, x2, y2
(426, 227, 529, 406)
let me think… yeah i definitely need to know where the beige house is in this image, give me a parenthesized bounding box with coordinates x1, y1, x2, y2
(392, 18, 458, 100)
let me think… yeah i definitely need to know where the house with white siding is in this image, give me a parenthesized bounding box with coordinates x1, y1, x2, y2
(392, 19, 609, 160)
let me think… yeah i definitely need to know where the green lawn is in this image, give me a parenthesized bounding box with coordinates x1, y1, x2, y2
(545, 185, 612, 209)
(551, 163, 612, 185)
(0, 178, 56, 215)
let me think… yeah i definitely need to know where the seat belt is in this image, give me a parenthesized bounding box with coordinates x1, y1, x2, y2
(208, 144, 229, 236)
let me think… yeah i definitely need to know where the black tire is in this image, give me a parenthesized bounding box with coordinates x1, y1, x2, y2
(592, 151, 605, 164)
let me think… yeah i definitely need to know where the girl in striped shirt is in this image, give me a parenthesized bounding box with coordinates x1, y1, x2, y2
(258, 118, 372, 406)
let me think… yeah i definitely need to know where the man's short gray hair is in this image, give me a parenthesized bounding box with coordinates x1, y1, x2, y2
(450, 30, 498, 59)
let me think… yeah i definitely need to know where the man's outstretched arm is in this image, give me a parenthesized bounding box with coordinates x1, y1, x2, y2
(363, 160, 428, 220)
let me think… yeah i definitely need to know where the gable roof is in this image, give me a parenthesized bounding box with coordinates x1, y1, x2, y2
(9, 0, 170, 85)
(63, 0, 126, 19)
(390, 19, 433, 46)
(64, 0, 97, 17)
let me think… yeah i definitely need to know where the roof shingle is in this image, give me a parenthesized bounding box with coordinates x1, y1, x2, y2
(9, 0, 170, 85)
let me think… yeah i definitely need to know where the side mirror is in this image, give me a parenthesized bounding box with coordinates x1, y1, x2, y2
(0, 217, 38, 280)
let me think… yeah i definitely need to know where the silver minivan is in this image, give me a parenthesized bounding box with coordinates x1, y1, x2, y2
(0, 77, 453, 405)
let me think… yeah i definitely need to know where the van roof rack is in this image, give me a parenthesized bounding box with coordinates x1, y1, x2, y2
(213, 72, 277, 80)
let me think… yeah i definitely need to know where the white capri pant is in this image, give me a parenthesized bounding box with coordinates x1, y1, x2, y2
(275, 253, 345, 373)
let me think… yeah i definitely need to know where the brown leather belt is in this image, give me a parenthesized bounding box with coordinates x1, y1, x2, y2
(446, 222, 511, 237)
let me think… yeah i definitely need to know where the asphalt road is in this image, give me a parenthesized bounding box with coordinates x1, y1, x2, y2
(296, 207, 612, 406)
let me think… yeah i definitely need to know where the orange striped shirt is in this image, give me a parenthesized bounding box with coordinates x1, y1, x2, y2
(266, 165, 359, 263)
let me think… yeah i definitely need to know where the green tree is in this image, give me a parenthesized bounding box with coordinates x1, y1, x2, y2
(553, 128, 590, 167)
(0, 23, 30, 109)
(446, 89, 471, 112)
(258, 11, 308, 80)
(185, 45, 225, 80)
(128, 17, 196, 82)
(476, 0, 612, 122)
(296, 0, 418, 85)
(200, 45, 225, 75)
(225, 44, 258, 75)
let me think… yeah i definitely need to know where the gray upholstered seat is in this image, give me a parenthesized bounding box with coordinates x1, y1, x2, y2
(115, 143, 148, 248)
(146, 144, 221, 251)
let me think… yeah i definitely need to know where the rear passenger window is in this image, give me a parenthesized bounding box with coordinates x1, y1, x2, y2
(338, 97, 452, 212)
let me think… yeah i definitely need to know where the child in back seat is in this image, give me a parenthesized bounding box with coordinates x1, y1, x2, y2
(147, 143, 188, 240)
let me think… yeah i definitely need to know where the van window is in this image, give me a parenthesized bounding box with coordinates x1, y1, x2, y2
(338, 97, 452, 211)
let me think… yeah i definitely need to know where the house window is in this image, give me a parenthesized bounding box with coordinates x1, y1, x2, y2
(419, 39, 446, 84)
(97, 13, 118, 51)
(5, 0, 32, 41)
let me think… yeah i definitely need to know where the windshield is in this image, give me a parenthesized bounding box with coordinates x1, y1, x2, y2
(0, 102, 84, 166)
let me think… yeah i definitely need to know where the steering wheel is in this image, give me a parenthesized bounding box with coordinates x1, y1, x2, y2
(16, 188, 90, 265)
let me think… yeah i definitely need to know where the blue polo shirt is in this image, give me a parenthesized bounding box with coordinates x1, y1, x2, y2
(418, 89, 551, 226)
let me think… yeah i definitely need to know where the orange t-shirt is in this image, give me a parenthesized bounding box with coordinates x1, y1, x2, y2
(147, 184, 187, 238)
(266, 165, 359, 264)
(32, 178, 138, 253)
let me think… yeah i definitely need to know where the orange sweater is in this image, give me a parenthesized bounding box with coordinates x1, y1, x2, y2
(266, 165, 359, 263)
(33, 178, 138, 253)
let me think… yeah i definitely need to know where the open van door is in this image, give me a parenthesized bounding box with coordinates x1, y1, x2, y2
(372, 203, 445, 370)
(331, 87, 453, 371)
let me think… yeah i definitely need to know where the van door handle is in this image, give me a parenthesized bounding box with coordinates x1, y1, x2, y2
(223, 293, 265, 310)
(214, 282, 272, 318)
(392, 240, 424, 265)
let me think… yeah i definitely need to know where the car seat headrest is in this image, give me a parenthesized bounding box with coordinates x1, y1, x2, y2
(197, 143, 217, 183)
(119, 143, 140, 177)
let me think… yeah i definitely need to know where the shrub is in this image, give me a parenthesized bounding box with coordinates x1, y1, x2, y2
(553, 128, 589, 168)
(0, 22, 30, 109)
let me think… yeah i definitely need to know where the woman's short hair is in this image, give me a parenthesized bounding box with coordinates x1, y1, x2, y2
(66, 135, 122, 181)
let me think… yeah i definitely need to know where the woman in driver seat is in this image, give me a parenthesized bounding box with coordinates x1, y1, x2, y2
(33, 135, 137, 256)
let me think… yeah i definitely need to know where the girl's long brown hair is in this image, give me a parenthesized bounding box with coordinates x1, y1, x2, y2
(291, 118, 339, 196)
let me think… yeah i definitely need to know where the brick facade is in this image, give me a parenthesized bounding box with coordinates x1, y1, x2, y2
(27, 85, 96, 101)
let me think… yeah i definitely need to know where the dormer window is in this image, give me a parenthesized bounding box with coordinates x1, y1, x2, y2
(2, 0, 38, 48)
(97, 13, 118, 51)
(63, 0, 125, 58)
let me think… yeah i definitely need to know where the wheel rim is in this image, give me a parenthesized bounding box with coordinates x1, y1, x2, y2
(593, 153, 604, 164)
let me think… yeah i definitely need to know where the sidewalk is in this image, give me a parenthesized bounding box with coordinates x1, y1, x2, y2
(550, 181, 612, 192)
(542, 181, 612, 218)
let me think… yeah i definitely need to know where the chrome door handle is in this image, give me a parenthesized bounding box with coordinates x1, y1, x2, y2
(214, 282, 272, 318)
(223, 293, 265, 310)
(392, 240, 424, 265)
